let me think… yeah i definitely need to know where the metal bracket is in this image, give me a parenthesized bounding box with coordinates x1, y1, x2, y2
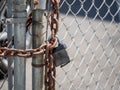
(2, 18, 26, 24)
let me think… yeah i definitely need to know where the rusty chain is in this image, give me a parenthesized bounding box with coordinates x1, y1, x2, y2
(0, 0, 60, 90)
(0, 0, 48, 58)
(0, 44, 45, 58)
(26, 0, 39, 32)
(0, 0, 59, 58)
(45, 0, 60, 90)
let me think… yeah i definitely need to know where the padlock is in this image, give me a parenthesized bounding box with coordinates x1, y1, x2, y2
(52, 35, 70, 67)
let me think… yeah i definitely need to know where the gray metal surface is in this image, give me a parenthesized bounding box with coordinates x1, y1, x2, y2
(7, 0, 13, 90)
(0, 0, 120, 90)
(13, 0, 27, 90)
(32, 0, 46, 89)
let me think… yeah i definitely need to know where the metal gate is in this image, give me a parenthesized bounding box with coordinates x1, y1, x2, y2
(0, 0, 120, 90)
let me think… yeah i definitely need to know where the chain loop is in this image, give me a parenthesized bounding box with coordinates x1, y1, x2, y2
(0, 0, 60, 90)
(0, 44, 45, 58)
(45, 0, 60, 90)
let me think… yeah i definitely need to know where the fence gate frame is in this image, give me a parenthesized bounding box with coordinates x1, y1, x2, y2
(0, 0, 119, 90)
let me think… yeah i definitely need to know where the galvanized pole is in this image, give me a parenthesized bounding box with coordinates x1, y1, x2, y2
(13, 0, 27, 90)
(7, 0, 13, 90)
(32, 0, 46, 90)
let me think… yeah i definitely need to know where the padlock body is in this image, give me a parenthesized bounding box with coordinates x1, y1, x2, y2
(53, 43, 70, 67)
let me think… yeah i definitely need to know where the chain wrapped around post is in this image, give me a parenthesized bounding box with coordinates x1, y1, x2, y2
(0, 0, 60, 89)
(0, 0, 45, 58)
(45, 0, 60, 90)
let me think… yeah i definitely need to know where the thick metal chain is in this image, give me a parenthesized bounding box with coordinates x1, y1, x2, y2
(0, 0, 59, 59)
(45, 0, 60, 90)
(0, 38, 58, 58)
(0, 0, 47, 58)
(0, 44, 45, 58)
(0, 0, 60, 90)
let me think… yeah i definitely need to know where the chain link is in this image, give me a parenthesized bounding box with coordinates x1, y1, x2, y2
(0, 0, 47, 58)
(0, 0, 60, 90)
(45, 0, 60, 90)
(0, 37, 58, 58)
(0, 0, 59, 59)
(0, 44, 45, 58)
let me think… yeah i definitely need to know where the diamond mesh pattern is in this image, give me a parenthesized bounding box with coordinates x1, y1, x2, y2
(56, 0, 120, 90)
(0, 0, 120, 90)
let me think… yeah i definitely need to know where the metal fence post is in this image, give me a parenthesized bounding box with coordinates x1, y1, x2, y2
(32, 0, 46, 90)
(13, 0, 27, 90)
(7, 0, 13, 90)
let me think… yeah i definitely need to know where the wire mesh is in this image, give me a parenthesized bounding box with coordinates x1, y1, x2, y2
(0, 0, 120, 90)
(0, 31, 9, 89)
(55, 0, 120, 90)
(0, 32, 10, 90)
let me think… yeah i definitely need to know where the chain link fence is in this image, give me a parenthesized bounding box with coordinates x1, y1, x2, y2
(0, 0, 9, 89)
(56, 0, 120, 90)
(0, 0, 120, 90)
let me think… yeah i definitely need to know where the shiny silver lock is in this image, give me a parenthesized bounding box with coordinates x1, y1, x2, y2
(52, 35, 70, 67)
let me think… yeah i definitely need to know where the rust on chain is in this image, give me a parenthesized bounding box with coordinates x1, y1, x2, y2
(0, 44, 45, 58)
(26, 12, 32, 32)
(45, 0, 60, 90)
(26, 0, 39, 32)
(0, 0, 48, 58)
(0, 36, 57, 58)
(51, 0, 59, 35)
(0, 0, 60, 89)
(34, 0, 39, 5)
